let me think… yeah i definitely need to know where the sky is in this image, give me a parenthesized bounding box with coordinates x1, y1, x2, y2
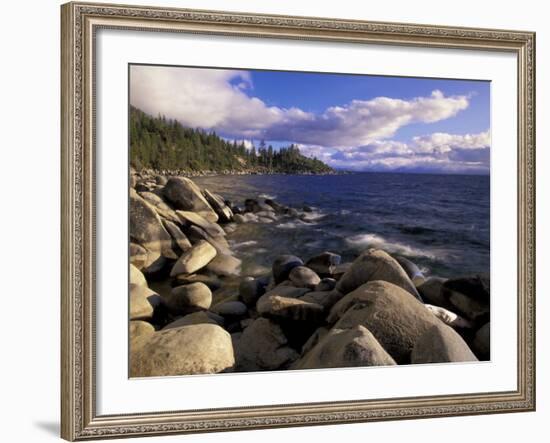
(130, 64, 490, 174)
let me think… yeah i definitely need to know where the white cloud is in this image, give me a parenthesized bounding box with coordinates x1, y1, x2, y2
(412, 130, 490, 154)
(299, 131, 490, 174)
(130, 66, 470, 149)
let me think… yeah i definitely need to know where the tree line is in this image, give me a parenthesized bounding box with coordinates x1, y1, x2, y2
(129, 106, 334, 174)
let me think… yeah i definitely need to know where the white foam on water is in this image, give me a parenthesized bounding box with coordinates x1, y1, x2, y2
(231, 240, 258, 249)
(345, 233, 438, 260)
(259, 193, 277, 200)
(300, 209, 326, 222)
(277, 220, 310, 229)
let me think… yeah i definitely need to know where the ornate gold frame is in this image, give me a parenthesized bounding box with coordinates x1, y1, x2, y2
(61, 2, 536, 440)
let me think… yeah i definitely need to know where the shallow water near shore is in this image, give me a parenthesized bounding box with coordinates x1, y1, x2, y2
(193, 172, 490, 279)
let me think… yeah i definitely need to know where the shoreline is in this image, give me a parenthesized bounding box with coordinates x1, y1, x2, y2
(129, 171, 490, 377)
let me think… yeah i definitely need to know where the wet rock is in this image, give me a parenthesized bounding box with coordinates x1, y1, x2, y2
(394, 256, 426, 286)
(165, 282, 212, 314)
(163, 177, 218, 222)
(294, 325, 396, 369)
(289, 266, 321, 289)
(233, 214, 247, 224)
(411, 323, 478, 364)
(330, 281, 440, 364)
(239, 277, 267, 306)
(336, 249, 421, 300)
(211, 301, 248, 318)
(472, 322, 490, 360)
(234, 318, 299, 371)
(301, 327, 330, 355)
(170, 240, 217, 277)
(272, 254, 304, 284)
(417, 277, 449, 307)
(130, 324, 234, 376)
(206, 253, 242, 277)
(315, 278, 337, 292)
(306, 251, 341, 275)
(442, 275, 490, 322)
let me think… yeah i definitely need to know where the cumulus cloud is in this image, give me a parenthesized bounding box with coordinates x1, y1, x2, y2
(130, 65, 470, 148)
(299, 131, 491, 174)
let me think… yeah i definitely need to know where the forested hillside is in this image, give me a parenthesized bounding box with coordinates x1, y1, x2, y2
(129, 106, 334, 174)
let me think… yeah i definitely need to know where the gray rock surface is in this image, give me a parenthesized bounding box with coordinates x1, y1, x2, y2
(411, 323, 478, 364)
(330, 280, 441, 363)
(130, 324, 235, 377)
(163, 177, 218, 222)
(170, 240, 217, 276)
(294, 325, 396, 369)
(336, 249, 421, 300)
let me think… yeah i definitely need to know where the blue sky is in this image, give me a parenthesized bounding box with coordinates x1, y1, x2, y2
(130, 65, 490, 174)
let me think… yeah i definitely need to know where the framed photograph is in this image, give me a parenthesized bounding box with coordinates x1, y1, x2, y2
(61, 1, 536, 440)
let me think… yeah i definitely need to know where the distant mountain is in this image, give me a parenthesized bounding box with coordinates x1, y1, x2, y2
(130, 106, 334, 174)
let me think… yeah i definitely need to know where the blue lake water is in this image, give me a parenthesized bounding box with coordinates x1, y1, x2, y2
(193, 172, 490, 279)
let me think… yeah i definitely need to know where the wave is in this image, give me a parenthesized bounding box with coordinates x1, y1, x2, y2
(231, 240, 258, 249)
(277, 220, 311, 229)
(300, 209, 326, 222)
(345, 233, 438, 259)
(259, 193, 277, 200)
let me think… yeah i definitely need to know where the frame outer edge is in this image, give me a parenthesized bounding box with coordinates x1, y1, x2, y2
(61, 2, 77, 441)
(61, 1, 536, 439)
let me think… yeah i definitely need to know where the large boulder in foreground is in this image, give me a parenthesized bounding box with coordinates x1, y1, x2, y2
(234, 318, 299, 371)
(336, 249, 421, 299)
(411, 323, 478, 364)
(294, 325, 396, 370)
(330, 281, 441, 364)
(130, 323, 235, 377)
(163, 177, 218, 223)
(129, 188, 177, 259)
(129, 320, 155, 353)
(170, 240, 217, 277)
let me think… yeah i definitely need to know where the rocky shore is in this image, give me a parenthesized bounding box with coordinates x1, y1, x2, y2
(129, 169, 490, 377)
